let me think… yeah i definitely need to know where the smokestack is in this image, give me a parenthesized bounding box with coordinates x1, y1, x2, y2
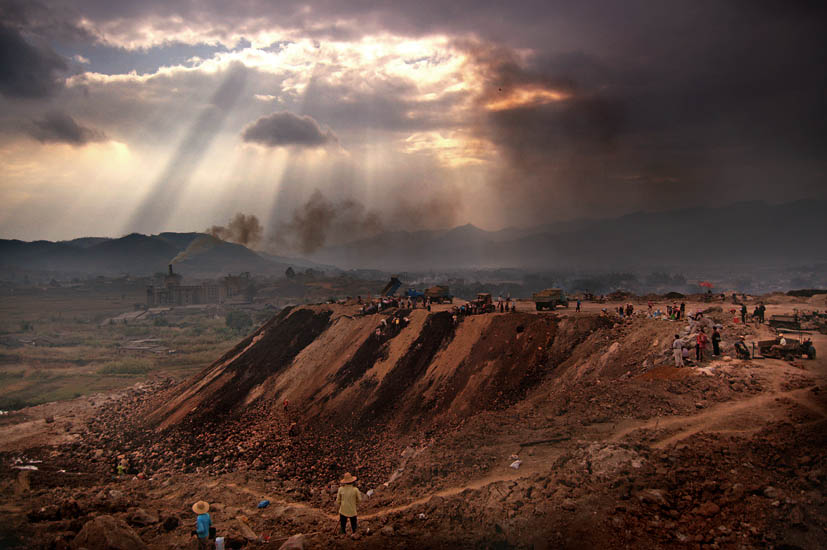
(168, 264, 173, 276)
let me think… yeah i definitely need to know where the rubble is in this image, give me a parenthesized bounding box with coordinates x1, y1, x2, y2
(71, 515, 147, 550)
(278, 534, 305, 549)
(0, 301, 824, 549)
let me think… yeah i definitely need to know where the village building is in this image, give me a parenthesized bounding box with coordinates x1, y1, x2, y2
(145, 265, 251, 306)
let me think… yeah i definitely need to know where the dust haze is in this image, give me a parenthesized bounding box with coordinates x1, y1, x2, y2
(272, 190, 383, 254)
(269, 189, 460, 254)
(208, 212, 263, 247)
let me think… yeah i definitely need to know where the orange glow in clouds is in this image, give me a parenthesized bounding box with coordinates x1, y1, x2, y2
(485, 86, 570, 111)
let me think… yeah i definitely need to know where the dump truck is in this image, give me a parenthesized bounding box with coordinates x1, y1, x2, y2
(405, 288, 425, 301)
(471, 293, 495, 313)
(380, 277, 402, 297)
(533, 288, 568, 311)
(425, 285, 453, 304)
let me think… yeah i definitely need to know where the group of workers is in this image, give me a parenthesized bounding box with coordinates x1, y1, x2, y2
(375, 312, 410, 336)
(452, 299, 515, 317)
(358, 295, 438, 315)
(738, 302, 766, 324)
(357, 296, 401, 315)
(672, 325, 726, 366)
(600, 303, 637, 318)
(646, 301, 686, 320)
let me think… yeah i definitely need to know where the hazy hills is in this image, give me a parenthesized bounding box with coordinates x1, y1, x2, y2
(0, 232, 324, 278)
(2, 199, 825, 277)
(308, 199, 827, 270)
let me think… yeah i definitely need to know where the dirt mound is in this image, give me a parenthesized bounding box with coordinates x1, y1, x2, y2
(64, 307, 623, 489)
(3, 300, 826, 549)
(149, 308, 612, 436)
(149, 306, 333, 428)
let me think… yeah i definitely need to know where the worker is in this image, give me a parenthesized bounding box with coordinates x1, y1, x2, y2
(740, 303, 747, 324)
(712, 327, 722, 356)
(801, 338, 816, 360)
(192, 501, 212, 549)
(672, 334, 684, 367)
(336, 472, 364, 536)
(116, 455, 128, 476)
(576, 298, 581, 312)
(769, 335, 788, 356)
(734, 337, 750, 360)
(679, 302, 685, 320)
(696, 328, 709, 362)
(758, 303, 766, 324)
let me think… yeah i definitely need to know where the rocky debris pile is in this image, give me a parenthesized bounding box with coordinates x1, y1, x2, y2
(45, 312, 762, 501)
(52, 311, 616, 497)
(72, 515, 147, 550)
(46, 381, 412, 503)
(604, 421, 827, 548)
(659, 309, 757, 364)
(320, 417, 827, 549)
(573, 443, 644, 478)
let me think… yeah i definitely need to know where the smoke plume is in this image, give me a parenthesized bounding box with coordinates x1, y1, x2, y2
(274, 190, 383, 254)
(208, 212, 263, 247)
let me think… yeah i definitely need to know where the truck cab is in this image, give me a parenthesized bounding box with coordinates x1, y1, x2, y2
(532, 288, 569, 311)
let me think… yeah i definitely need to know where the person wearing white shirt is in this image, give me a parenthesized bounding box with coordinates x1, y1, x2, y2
(672, 334, 684, 367)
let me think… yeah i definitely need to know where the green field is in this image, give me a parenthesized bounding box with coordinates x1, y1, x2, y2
(0, 287, 251, 410)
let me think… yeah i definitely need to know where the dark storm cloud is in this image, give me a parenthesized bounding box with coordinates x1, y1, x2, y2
(242, 111, 337, 148)
(4, 0, 827, 229)
(450, 1, 827, 218)
(28, 111, 105, 144)
(0, 23, 67, 98)
(0, 0, 94, 43)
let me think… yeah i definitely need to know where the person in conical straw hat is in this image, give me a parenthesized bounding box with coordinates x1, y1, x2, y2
(192, 501, 212, 548)
(335, 472, 364, 537)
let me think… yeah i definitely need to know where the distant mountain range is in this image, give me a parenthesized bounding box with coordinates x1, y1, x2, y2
(307, 199, 827, 270)
(0, 232, 330, 278)
(2, 199, 825, 277)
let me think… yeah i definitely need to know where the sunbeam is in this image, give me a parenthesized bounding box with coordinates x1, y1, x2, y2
(124, 62, 248, 234)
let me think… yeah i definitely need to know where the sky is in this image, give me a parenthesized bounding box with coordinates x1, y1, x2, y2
(0, 0, 825, 251)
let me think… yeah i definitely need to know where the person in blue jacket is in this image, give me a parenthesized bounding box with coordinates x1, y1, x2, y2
(192, 500, 212, 548)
